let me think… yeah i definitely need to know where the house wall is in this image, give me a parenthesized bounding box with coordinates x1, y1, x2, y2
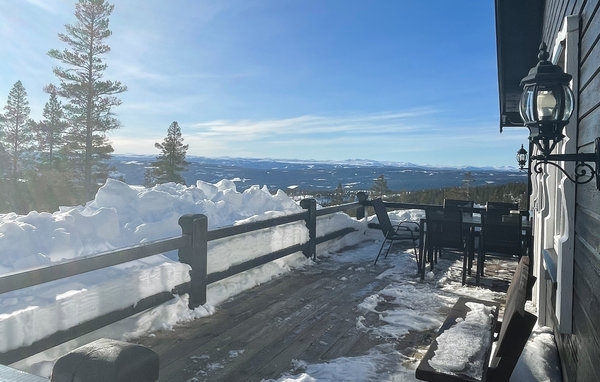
(540, 0, 600, 381)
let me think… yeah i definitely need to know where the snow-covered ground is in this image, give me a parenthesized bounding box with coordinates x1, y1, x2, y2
(265, 242, 562, 382)
(0, 179, 561, 381)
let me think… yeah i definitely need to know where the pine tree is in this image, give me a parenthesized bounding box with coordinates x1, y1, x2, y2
(143, 167, 156, 188)
(34, 87, 68, 168)
(1, 81, 33, 178)
(48, 0, 126, 198)
(462, 171, 474, 199)
(332, 182, 344, 205)
(151, 121, 189, 184)
(371, 174, 391, 197)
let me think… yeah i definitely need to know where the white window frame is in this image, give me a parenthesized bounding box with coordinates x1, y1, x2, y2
(547, 15, 579, 334)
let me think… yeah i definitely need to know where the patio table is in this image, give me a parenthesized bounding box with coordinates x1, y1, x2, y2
(464, 212, 532, 285)
(418, 210, 531, 284)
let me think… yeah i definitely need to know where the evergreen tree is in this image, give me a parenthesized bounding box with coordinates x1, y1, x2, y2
(143, 167, 155, 188)
(48, 0, 126, 198)
(151, 121, 189, 184)
(34, 87, 68, 168)
(371, 174, 391, 197)
(1, 81, 33, 178)
(462, 171, 475, 199)
(332, 182, 344, 205)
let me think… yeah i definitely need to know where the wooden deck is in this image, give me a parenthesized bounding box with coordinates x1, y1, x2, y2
(134, 244, 514, 381)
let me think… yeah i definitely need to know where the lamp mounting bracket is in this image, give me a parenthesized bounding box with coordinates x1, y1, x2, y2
(530, 137, 600, 190)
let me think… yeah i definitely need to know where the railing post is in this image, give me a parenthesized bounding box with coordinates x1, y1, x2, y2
(356, 191, 368, 220)
(178, 214, 208, 308)
(300, 198, 317, 260)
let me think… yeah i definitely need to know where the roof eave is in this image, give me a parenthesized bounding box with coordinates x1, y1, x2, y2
(495, 0, 545, 132)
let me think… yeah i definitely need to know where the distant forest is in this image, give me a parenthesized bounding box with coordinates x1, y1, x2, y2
(0, 176, 527, 215)
(318, 181, 528, 209)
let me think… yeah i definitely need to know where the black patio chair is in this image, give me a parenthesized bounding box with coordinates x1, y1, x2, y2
(372, 198, 420, 265)
(482, 202, 520, 237)
(443, 199, 475, 222)
(423, 207, 465, 272)
(474, 212, 524, 283)
(486, 201, 519, 214)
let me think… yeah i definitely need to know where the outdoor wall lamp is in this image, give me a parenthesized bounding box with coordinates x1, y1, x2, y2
(516, 144, 528, 170)
(519, 43, 600, 190)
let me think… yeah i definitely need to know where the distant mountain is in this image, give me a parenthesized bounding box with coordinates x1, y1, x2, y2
(109, 155, 526, 192)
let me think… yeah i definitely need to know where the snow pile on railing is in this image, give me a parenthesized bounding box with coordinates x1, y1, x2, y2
(0, 178, 369, 372)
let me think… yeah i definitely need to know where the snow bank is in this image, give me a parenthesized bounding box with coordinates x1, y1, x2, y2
(0, 179, 369, 366)
(0, 179, 312, 274)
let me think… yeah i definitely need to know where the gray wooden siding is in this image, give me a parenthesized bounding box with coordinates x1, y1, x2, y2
(541, 0, 600, 381)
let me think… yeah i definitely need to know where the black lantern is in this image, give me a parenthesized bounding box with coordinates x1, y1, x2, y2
(520, 43, 600, 190)
(519, 43, 574, 157)
(516, 144, 528, 170)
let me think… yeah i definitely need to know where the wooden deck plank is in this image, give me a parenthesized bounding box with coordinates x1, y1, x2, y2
(133, 245, 514, 382)
(140, 270, 333, 370)
(225, 272, 390, 381)
(135, 249, 399, 381)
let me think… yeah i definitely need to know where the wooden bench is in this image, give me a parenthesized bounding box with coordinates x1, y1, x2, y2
(416, 256, 537, 382)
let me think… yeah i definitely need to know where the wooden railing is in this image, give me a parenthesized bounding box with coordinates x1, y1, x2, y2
(2, 192, 526, 365)
(0, 198, 366, 364)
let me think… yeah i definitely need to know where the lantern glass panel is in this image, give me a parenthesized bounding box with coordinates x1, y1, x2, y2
(519, 85, 536, 123)
(561, 84, 574, 121)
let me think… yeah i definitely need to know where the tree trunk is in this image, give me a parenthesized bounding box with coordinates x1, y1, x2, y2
(85, 18, 95, 200)
(12, 114, 19, 178)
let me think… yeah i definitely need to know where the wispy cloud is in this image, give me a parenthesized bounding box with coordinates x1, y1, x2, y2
(188, 109, 437, 140)
(111, 109, 529, 166)
(24, 0, 56, 13)
(107, 61, 168, 82)
(107, 60, 254, 83)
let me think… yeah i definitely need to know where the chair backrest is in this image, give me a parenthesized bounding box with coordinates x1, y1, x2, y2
(371, 198, 394, 237)
(425, 207, 463, 249)
(486, 201, 519, 214)
(482, 212, 522, 255)
(485, 202, 519, 231)
(443, 199, 474, 209)
(488, 256, 537, 381)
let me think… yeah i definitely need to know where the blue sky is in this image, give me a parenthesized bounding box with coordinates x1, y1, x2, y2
(0, 0, 528, 167)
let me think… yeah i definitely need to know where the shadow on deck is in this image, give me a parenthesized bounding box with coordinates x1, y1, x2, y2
(134, 242, 517, 381)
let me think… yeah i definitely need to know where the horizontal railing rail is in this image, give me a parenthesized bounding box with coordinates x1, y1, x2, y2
(0, 197, 366, 365)
(207, 211, 309, 241)
(379, 201, 442, 211)
(315, 201, 362, 216)
(0, 236, 189, 295)
(206, 243, 308, 285)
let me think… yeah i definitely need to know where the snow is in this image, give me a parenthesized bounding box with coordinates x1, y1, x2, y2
(267, 244, 561, 382)
(264, 345, 417, 382)
(0, 179, 561, 381)
(428, 302, 496, 380)
(511, 325, 562, 382)
(0, 178, 368, 376)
